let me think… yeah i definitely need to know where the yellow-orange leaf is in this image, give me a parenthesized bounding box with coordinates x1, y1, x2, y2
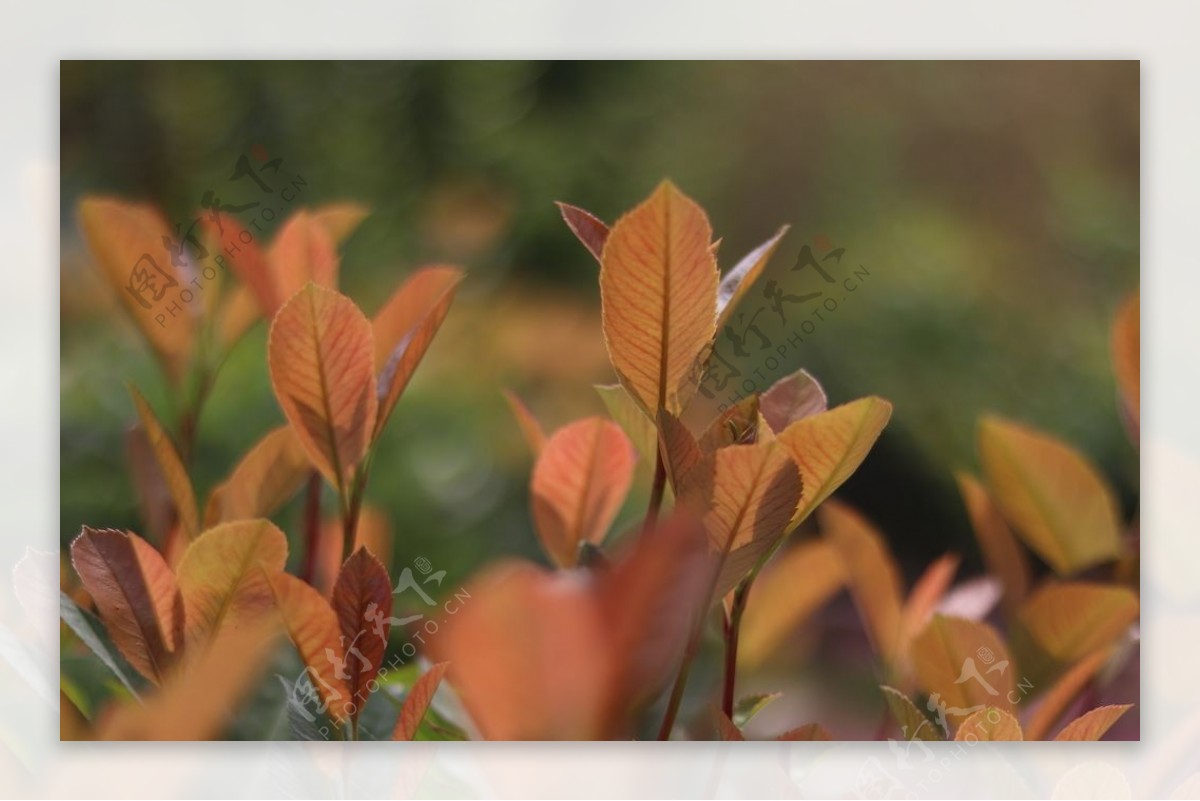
(530, 417, 636, 567)
(715, 224, 789, 332)
(556, 201, 609, 263)
(372, 266, 463, 435)
(204, 426, 311, 526)
(1023, 647, 1113, 741)
(77, 197, 195, 382)
(503, 389, 548, 456)
(1054, 704, 1133, 741)
(739, 539, 845, 668)
(657, 409, 705, 496)
(70, 527, 185, 685)
(129, 385, 199, 539)
(777, 397, 893, 528)
(901, 553, 961, 648)
(267, 572, 352, 724)
(270, 210, 340, 300)
(979, 416, 1121, 575)
(1011, 581, 1138, 688)
(392, 662, 449, 740)
(760, 369, 828, 433)
(175, 519, 288, 648)
(822, 502, 905, 666)
(1111, 292, 1139, 429)
(955, 707, 1023, 741)
(268, 283, 378, 485)
(912, 615, 1015, 725)
(332, 547, 393, 717)
(600, 181, 718, 415)
(956, 472, 1030, 614)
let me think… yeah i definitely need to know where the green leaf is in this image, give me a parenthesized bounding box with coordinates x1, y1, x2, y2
(59, 591, 141, 698)
(733, 692, 781, 728)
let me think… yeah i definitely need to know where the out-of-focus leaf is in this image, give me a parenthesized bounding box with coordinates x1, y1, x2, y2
(503, 389, 547, 456)
(372, 266, 463, 435)
(822, 502, 905, 667)
(733, 692, 781, 728)
(332, 547, 392, 717)
(313, 505, 394, 596)
(59, 591, 140, 696)
(901, 554, 960, 647)
(715, 224, 789, 331)
(125, 424, 173, 545)
(204, 426, 310, 526)
(596, 383, 656, 465)
(60, 690, 91, 741)
(715, 711, 745, 741)
(267, 572, 352, 724)
(1111, 292, 1139, 431)
(777, 723, 833, 741)
(203, 215, 278, 318)
(1054, 704, 1133, 741)
(270, 210, 340, 300)
(78, 197, 195, 382)
(759, 368, 828, 433)
(268, 283, 378, 485)
(881, 685, 944, 741)
(600, 181, 718, 415)
(556, 201, 609, 263)
(979, 416, 1121, 575)
(912, 615, 1015, 726)
(1011, 581, 1138, 689)
(776, 397, 893, 527)
(129, 385, 198, 539)
(175, 519, 288, 648)
(698, 396, 760, 452)
(956, 472, 1030, 614)
(530, 417, 636, 567)
(392, 662, 449, 740)
(69, 527, 184, 685)
(98, 617, 280, 740)
(935, 576, 1003, 621)
(216, 284, 262, 350)
(738, 539, 845, 668)
(312, 202, 370, 245)
(1023, 647, 1113, 740)
(954, 707, 1023, 741)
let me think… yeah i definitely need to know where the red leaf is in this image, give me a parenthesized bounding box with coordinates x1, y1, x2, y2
(332, 547, 393, 717)
(556, 201, 610, 263)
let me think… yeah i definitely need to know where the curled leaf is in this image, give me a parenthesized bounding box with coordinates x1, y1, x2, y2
(392, 662, 450, 740)
(715, 224, 789, 331)
(556, 201, 609, 263)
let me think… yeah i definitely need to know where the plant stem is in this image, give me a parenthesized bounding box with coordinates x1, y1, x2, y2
(643, 446, 668, 533)
(342, 464, 369, 563)
(300, 470, 323, 583)
(721, 579, 752, 718)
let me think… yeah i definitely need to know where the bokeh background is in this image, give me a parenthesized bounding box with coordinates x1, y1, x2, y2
(60, 61, 1139, 737)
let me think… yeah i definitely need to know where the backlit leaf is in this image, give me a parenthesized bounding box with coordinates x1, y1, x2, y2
(268, 283, 378, 485)
(911, 615, 1015, 725)
(1023, 647, 1113, 741)
(956, 472, 1030, 614)
(530, 417, 636, 567)
(1111, 292, 1139, 430)
(70, 527, 184, 685)
(759, 368, 828, 433)
(596, 383, 657, 465)
(312, 201, 370, 245)
(715, 224, 789, 331)
(392, 662, 449, 740)
(129, 385, 199, 539)
(979, 416, 1121, 575)
(175, 519, 288, 648)
(776, 397, 893, 527)
(954, 707, 1023, 741)
(503, 389, 547, 456)
(556, 201, 609, 263)
(267, 572, 352, 724)
(78, 197, 195, 382)
(733, 692, 782, 728)
(216, 283, 262, 349)
(373, 266, 463, 435)
(738, 539, 845, 668)
(270, 210, 340, 300)
(901, 553, 960, 647)
(332, 547, 393, 717)
(822, 502, 905, 666)
(600, 181, 719, 415)
(881, 685, 944, 741)
(657, 409, 705, 496)
(204, 426, 310, 526)
(1054, 704, 1133, 741)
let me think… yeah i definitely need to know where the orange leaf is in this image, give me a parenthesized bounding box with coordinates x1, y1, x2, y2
(268, 283, 378, 486)
(312, 202, 370, 245)
(1023, 647, 1113, 740)
(954, 707, 1023, 741)
(70, 527, 185, 685)
(776, 397, 892, 527)
(125, 424, 174, 545)
(530, 417, 635, 567)
(502, 389, 547, 455)
(129, 385, 199, 539)
(175, 519, 288, 649)
(956, 472, 1030, 614)
(979, 416, 1121, 575)
(392, 662, 449, 740)
(332, 547, 393, 716)
(202, 215, 279, 319)
(911, 615, 1015, 726)
(759, 369, 828, 433)
(901, 553, 961, 647)
(204, 426, 311, 526)
(1111, 292, 1139, 430)
(1054, 704, 1133, 741)
(267, 572, 352, 724)
(77, 197, 195, 383)
(600, 181, 718, 415)
(656, 409, 705, 495)
(822, 502, 905, 666)
(556, 201, 609, 263)
(216, 283, 263, 349)
(372, 266, 463, 435)
(738, 539, 845, 668)
(270, 210, 340, 300)
(715, 224, 789, 332)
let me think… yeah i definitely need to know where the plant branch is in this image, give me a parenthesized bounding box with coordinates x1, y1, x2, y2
(721, 578, 752, 719)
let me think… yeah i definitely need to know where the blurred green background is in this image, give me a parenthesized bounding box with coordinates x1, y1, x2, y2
(60, 60, 1138, 610)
